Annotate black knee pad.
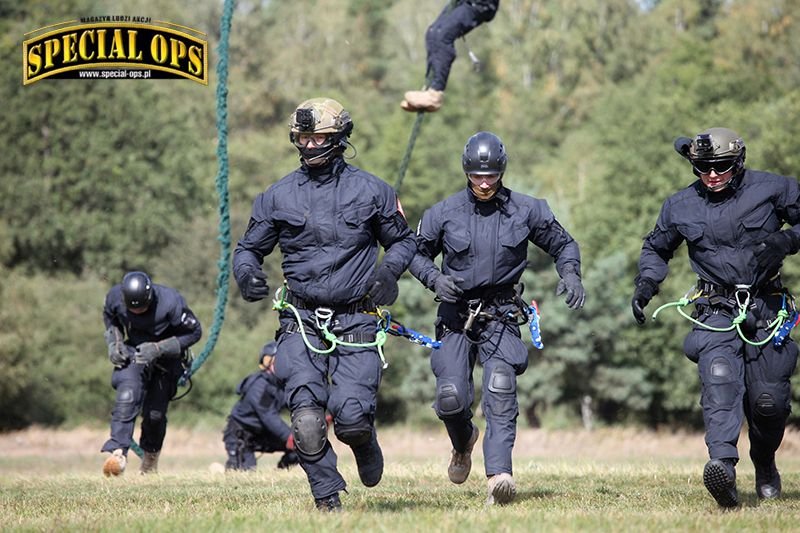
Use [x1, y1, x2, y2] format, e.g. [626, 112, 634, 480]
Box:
[704, 357, 738, 407]
[116, 387, 137, 419]
[334, 419, 372, 447]
[291, 407, 328, 462]
[487, 367, 515, 394]
[436, 380, 464, 417]
[146, 409, 164, 423]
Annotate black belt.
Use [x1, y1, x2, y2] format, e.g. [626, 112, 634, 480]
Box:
[284, 292, 375, 314]
[697, 277, 783, 299]
[282, 321, 377, 343]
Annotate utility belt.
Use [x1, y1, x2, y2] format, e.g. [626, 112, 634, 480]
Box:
[284, 291, 376, 315]
[442, 284, 527, 334]
[281, 320, 377, 344]
[694, 277, 791, 328]
[696, 276, 786, 312]
[696, 276, 784, 300]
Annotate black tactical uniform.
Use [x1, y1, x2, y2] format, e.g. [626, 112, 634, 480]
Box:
[101, 281, 201, 456]
[634, 127, 800, 506]
[410, 132, 584, 504]
[426, 0, 500, 91]
[233, 98, 416, 509]
[223, 352, 297, 471]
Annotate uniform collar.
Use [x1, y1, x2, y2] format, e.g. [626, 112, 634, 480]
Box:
[299, 155, 346, 184]
[467, 183, 510, 207]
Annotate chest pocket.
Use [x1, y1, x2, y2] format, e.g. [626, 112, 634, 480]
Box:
[443, 229, 471, 271]
[740, 203, 778, 243]
[341, 204, 378, 246]
[677, 222, 704, 245]
[273, 210, 307, 251]
[499, 222, 529, 248]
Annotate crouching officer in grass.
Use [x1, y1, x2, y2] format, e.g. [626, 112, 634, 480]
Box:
[223, 341, 300, 471]
[101, 271, 202, 476]
[632, 127, 800, 508]
[410, 131, 585, 505]
[233, 97, 416, 511]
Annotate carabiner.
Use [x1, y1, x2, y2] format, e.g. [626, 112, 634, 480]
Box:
[314, 307, 334, 330]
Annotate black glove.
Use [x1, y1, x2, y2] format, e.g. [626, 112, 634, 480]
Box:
[556, 268, 586, 309]
[134, 337, 182, 365]
[134, 342, 160, 365]
[631, 278, 658, 325]
[104, 326, 129, 367]
[239, 269, 270, 302]
[366, 265, 399, 306]
[434, 274, 464, 303]
[754, 231, 800, 277]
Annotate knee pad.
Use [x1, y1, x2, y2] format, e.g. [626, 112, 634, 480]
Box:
[291, 407, 328, 462]
[487, 367, 515, 394]
[146, 409, 164, 422]
[334, 418, 372, 447]
[116, 387, 137, 419]
[436, 380, 464, 417]
[704, 357, 738, 407]
[750, 382, 790, 425]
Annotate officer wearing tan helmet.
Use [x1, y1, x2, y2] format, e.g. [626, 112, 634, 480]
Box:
[232, 97, 416, 511]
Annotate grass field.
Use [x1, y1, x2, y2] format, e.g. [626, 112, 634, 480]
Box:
[3, 426, 800, 532]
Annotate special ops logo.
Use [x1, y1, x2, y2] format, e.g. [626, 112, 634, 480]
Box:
[23, 17, 208, 85]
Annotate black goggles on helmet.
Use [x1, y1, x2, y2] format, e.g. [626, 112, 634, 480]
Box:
[692, 158, 736, 175]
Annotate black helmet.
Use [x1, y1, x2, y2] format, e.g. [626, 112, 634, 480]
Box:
[462, 131, 507, 176]
[121, 271, 153, 310]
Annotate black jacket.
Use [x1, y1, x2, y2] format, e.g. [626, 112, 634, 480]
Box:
[233, 156, 416, 305]
[411, 186, 581, 292]
[638, 169, 800, 288]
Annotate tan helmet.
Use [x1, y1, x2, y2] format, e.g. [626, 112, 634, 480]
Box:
[688, 127, 745, 161]
[288, 97, 352, 135]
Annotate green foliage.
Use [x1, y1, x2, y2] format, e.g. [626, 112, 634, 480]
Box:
[5, 0, 800, 431]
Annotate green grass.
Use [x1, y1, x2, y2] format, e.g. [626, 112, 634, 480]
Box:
[2, 429, 800, 532]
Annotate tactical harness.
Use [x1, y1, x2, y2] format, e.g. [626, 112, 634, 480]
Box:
[652, 278, 798, 347]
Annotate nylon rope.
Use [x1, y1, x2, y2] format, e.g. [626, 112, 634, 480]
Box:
[130, 0, 235, 460]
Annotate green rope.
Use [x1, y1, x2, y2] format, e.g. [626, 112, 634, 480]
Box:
[272, 287, 390, 368]
[179, 0, 234, 384]
[128, 0, 235, 459]
[652, 291, 789, 346]
[394, 111, 425, 194]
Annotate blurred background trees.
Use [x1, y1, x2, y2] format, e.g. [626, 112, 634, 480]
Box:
[3, 0, 800, 431]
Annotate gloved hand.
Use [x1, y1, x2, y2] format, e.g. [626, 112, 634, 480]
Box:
[134, 337, 182, 365]
[134, 342, 161, 365]
[754, 231, 800, 276]
[556, 267, 586, 309]
[434, 274, 464, 303]
[239, 269, 269, 302]
[631, 278, 658, 325]
[366, 265, 399, 306]
[285, 433, 295, 451]
[104, 326, 128, 367]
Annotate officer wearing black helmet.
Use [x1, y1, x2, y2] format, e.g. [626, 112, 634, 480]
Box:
[233, 97, 416, 511]
[222, 341, 300, 471]
[633, 127, 800, 508]
[100, 271, 202, 476]
[410, 131, 585, 505]
[401, 0, 500, 112]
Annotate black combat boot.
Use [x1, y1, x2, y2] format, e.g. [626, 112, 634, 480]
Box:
[703, 459, 739, 508]
[314, 492, 342, 512]
[352, 431, 384, 487]
[754, 459, 781, 500]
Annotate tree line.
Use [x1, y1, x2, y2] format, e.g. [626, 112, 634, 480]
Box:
[2, 0, 800, 431]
